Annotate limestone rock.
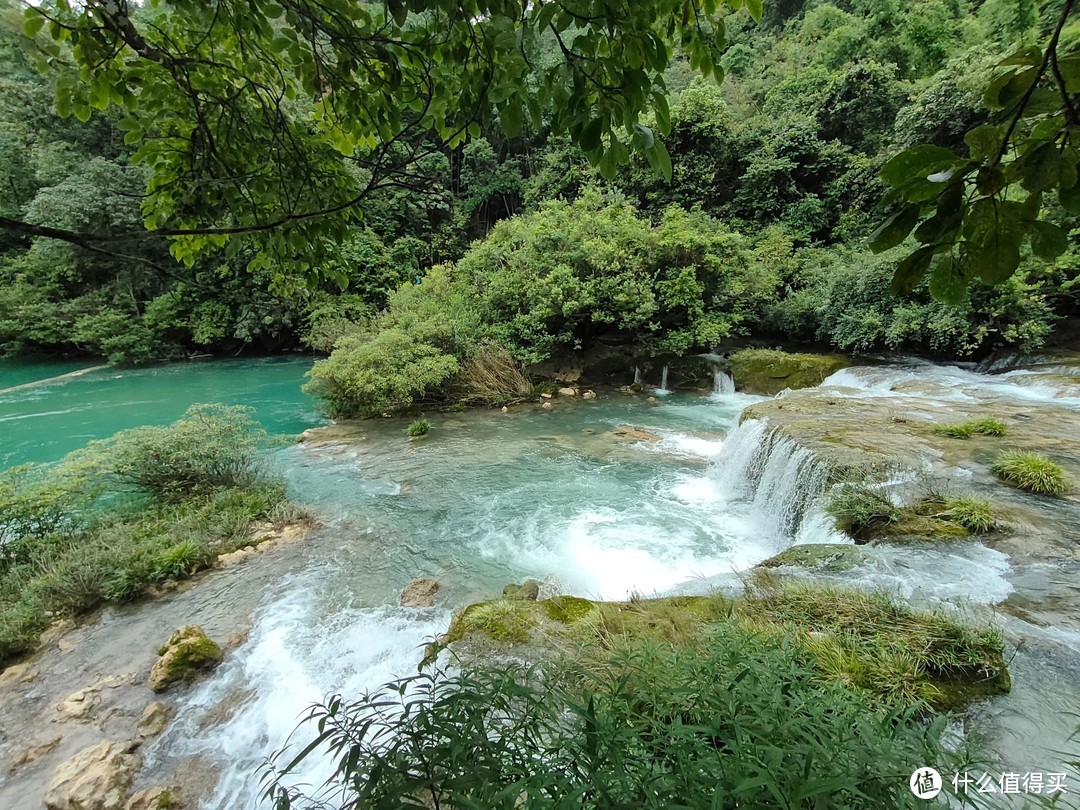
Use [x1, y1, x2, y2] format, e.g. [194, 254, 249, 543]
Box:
[137, 702, 171, 739]
[147, 627, 222, 693]
[9, 736, 62, 770]
[44, 740, 140, 810]
[55, 686, 100, 721]
[0, 660, 38, 687]
[216, 546, 257, 567]
[582, 391, 597, 400]
[401, 578, 440, 608]
[727, 348, 850, 396]
[541, 402, 553, 410]
[502, 580, 541, 601]
[501, 406, 509, 413]
[124, 787, 175, 810]
[540, 392, 553, 400]
[557, 387, 577, 397]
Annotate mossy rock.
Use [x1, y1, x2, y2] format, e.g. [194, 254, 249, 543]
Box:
[502, 580, 541, 601]
[757, 544, 865, 572]
[541, 595, 597, 624]
[147, 625, 222, 692]
[876, 513, 970, 542]
[728, 349, 851, 396]
[436, 582, 1008, 714]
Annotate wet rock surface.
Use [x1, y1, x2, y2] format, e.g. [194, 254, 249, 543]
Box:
[44, 739, 140, 810]
[400, 578, 441, 608]
[147, 627, 222, 693]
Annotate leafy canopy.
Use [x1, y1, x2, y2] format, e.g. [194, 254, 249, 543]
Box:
[872, 4, 1080, 299]
[21, 0, 760, 286]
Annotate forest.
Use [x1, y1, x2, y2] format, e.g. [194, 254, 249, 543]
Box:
[0, 0, 1076, 393]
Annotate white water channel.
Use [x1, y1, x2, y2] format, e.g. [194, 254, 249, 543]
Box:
[130, 362, 1080, 807]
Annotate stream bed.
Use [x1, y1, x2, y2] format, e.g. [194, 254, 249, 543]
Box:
[1, 357, 1079, 808]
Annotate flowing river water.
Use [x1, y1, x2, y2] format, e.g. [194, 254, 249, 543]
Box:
[1, 356, 1079, 808]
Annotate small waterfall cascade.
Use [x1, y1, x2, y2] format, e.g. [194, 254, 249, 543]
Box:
[633, 366, 643, 386]
[712, 368, 735, 396]
[711, 418, 834, 542]
[658, 365, 669, 392]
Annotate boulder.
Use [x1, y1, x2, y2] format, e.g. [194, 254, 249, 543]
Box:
[44, 740, 140, 810]
[540, 392, 553, 400]
[502, 580, 541, 601]
[541, 402, 553, 410]
[401, 578, 440, 608]
[147, 627, 222, 693]
[557, 387, 577, 397]
[582, 391, 597, 400]
[727, 348, 850, 396]
[137, 702, 171, 739]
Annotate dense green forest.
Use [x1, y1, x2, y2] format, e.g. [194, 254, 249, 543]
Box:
[0, 0, 1077, 393]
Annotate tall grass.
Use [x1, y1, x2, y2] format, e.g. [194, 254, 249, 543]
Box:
[991, 450, 1069, 495]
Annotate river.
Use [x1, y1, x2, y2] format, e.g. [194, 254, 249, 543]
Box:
[1, 356, 1078, 808]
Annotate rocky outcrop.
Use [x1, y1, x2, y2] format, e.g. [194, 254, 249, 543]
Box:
[147, 627, 222, 693]
[44, 740, 140, 810]
[728, 348, 850, 396]
[401, 578, 440, 608]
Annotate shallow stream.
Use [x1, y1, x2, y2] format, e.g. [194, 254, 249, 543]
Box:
[2, 357, 1079, 808]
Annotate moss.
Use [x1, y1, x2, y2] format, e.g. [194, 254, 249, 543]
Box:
[159, 635, 221, 679]
[437, 581, 1008, 714]
[878, 513, 970, 540]
[727, 349, 850, 396]
[445, 600, 535, 644]
[541, 595, 597, 624]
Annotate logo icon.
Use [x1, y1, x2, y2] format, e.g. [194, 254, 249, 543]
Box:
[910, 767, 943, 799]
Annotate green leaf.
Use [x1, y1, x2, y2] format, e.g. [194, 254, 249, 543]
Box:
[580, 118, 604, 152]
[1061, 185, 1080, 215]
[746, 0, 763, 23]
[880, 145, 960, 187]
[891, 247, 935, 295]
[535, 2, 559, 31]
[968, 242, 1021, 284]
[653, 91, 671, 135]
[655, 140, 672, 182]
[929, 256, 967, 305]
[1019, 142, 1059, 193]
[1030, 221, 1068, 260]
[868, 206, 919, 253]
[23, 13, 45, 38]
[964, 125, 1003, 162]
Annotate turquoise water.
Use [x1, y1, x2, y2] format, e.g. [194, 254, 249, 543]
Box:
[0, 357, 100, 390]
[0, 357, 322, 468]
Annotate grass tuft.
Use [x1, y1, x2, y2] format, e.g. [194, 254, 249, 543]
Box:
[932, 416, 1007, 439]
[942, 496, 995, 533]
[406, 419, 431, 437]
[825, 482, 900, 539]
[991, 450, 1069, 495]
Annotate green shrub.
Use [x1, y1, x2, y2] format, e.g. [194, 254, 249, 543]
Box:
[69, 403, 270, 502]
[825, 482, 900, 539]
[932, 417, 1007, 439]
[263, 628, 988, 809]
[406, 419, 431, 437]
[305, 329, 460, 418]
[991, 451, 1069, 495]
[942, 496, 995, 533]
[152, 541, 202, 580]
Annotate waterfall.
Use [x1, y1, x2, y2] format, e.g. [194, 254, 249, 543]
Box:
[633, 366, 642, 386]
[711, 418, 835, 543]
[712, 368, 735, 396]
[659, 365, 669, 392]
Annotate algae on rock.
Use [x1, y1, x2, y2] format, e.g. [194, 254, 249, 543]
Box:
[727, 349, 850, 396]
[147, 626, 222, 693]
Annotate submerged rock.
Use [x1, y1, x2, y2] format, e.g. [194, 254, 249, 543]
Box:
[558, 387, 578, 397]
[728, 348, 851, 396]
[609, 425, 662, 443]
[147, 626, 222, 693]
[401, 578, 440, 608]
[582, 390, 597, 400]
[44, 740, 140, 810]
